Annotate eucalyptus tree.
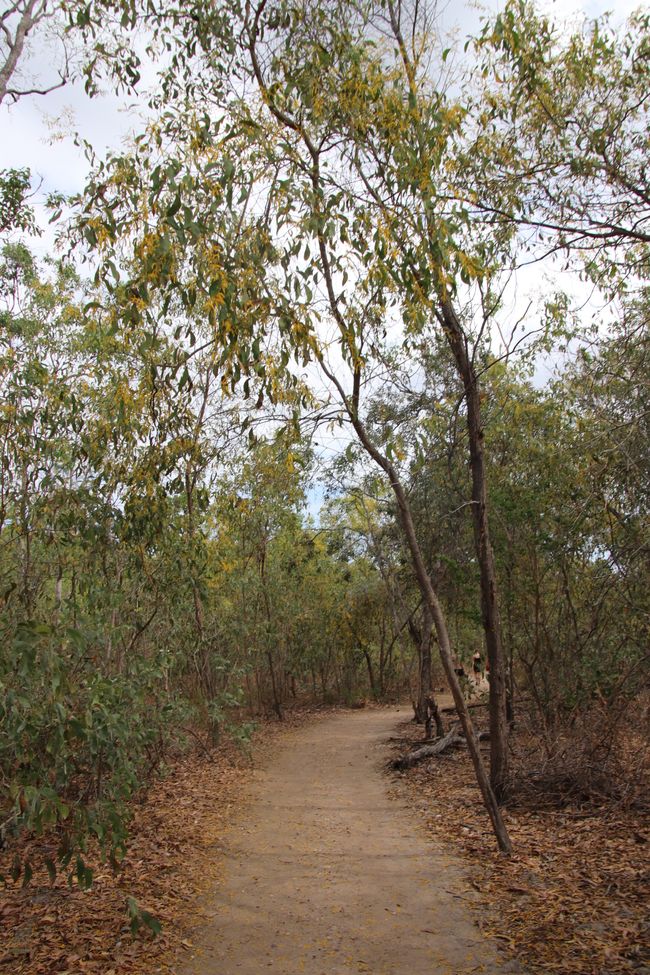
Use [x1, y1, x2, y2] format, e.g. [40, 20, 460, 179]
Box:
[0, 244, 178, 885]
[71, 0, 513, 848]
[478, 351, 650, 743]
[0, 239, 255, 883]
[466, 1, 650, 725]
[235, 0, 512, 832]
[20, 0, 644, 865]
[0, 0, 244, 106]
[468, 1, 650, 286]
[69, 0, 647, 852]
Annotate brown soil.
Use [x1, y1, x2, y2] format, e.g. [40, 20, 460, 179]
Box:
[179, 705, 518, 975]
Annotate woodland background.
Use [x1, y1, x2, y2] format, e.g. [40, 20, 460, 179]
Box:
[0, 0, 648, 948]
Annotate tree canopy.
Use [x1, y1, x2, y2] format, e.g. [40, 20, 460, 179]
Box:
[1, 0, 648, 886]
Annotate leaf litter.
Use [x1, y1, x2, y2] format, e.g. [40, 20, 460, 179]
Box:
[0, 708, 323, 975]
[388, 715, 650, 975]
[3, 703, 646, 975]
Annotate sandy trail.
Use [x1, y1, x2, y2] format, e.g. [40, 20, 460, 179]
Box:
[180, 706, 514, 975]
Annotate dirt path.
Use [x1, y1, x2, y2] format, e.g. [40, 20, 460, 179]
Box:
[180, 706, 515, 975]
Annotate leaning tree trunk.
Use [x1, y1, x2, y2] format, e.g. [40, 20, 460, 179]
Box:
[368, 0, 510, 811]
[392, 467, 511, 851]
[440, 298, 510, 803]
[251, 14, 513, 842]
[302, 237, 513, 849]
[344, 399, 512, 853]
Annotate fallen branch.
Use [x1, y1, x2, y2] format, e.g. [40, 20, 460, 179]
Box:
[391, 729, 464, 769]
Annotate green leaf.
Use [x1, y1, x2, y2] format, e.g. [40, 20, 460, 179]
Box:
[76, 857, 93, 890]
[167, 194, 181, 218]
[140, 910, 162, 936]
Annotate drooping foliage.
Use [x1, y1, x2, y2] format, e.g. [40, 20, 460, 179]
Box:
[0, 243, 388, 884]
[1, 0, 648, 874]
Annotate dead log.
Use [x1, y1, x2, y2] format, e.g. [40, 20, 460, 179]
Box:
[391, 729, 464, 770]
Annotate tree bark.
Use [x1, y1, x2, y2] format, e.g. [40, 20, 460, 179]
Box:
[382, 0, 510, 803]
[304, 226, 512, 850]
[392, 728, 464, 769]
[246, 9, 511, 854]
[260, 545, 283, 721]
[426, 694, 445, 739]
[439, 298, 510, 802]
[1, 0, 36, 105]
[362, 646, 377, 699]
[266, 649, 283, 720]
[340, 390, 511, 852]
[409, 605, 434, 727]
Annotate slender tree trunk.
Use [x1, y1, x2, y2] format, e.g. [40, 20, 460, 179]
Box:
[246, 17, 510, 848]
[305, 267, 512, 849]
[266, 649, 283, 720]
[257, 538, 283, 720]
[19, 463, 32, 617]
[409, 606, 433, 726]
[378, 618, 387, 697]
[411, 607, 444, 739]
[342, 394, 512, 853]
[428, 697, 445, 739]
[381, 0, 509, 802]
[71, 567, 77, 627]
[54, 562, 63, 623]
[419, 608, 433, 723]
[245, 671, 256, 715]
[254, 664, 264, 713]
[186, 470, 211, 698]
[505, 555, 516, 725]
[362, 646, 377, 699]
[320, 666, 328, 704]
[391, 461, 511, 851]
[439, 298, 510, 802]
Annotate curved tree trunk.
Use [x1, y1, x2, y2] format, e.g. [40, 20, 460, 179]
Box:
[388, 467, 512, 852]
[245, 11, 511, 851]
[380, 0, 510, 803]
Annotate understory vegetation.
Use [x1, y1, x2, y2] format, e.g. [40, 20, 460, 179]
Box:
[1, 0, 648, 934]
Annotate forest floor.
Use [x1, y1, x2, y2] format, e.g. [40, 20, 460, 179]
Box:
[389, 700, 650, 975]
[0, 709, 313, 975]
[1, 703, 647, 974]
[1, 705, 519, 975]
